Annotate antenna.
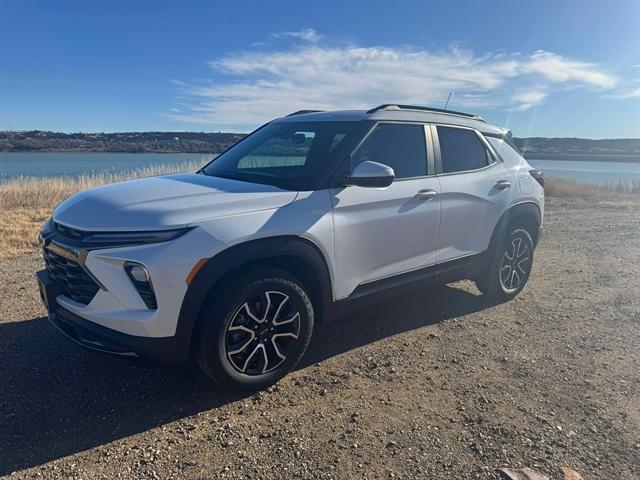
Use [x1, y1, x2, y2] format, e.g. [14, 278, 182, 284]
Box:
[443, 91, 453, 110]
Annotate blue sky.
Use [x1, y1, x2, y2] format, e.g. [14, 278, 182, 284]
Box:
[1, 0, 639, 138]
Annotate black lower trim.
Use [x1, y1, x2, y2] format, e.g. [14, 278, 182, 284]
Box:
[48, 306, 187, 367]
[334, 252, 486, 318]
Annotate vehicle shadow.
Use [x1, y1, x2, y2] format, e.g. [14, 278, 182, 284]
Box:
[0, 283, 495, 474]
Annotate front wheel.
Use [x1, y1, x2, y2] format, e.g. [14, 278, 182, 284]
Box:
[196, 268, 314, 391]
[476, 227, 534, 302]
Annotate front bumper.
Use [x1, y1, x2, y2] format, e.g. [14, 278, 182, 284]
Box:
[37, 269, 189, 366]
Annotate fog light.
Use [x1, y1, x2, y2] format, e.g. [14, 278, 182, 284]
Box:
[129, 264, 149, 282]
[124, 262, 157, 309]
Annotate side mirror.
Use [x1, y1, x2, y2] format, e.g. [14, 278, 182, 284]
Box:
[342, 161, 395, 188]
[292, 133, 306, 144]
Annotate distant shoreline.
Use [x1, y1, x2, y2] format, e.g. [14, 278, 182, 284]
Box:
[2, 150, 640, 163]
[1, 131, 639, 160]
[523, 153, 640, 163]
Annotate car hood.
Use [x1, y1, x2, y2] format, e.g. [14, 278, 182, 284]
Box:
[53, 173, 298, 231]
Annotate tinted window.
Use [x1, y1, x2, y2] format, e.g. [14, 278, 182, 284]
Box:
[437, 126, 491, 173]
[202, 121, 358, 189]
[237, 130, 315, 169]
[352, 123, 427, 179]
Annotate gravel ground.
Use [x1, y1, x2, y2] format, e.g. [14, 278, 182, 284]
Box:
[1, 198, 639, 479]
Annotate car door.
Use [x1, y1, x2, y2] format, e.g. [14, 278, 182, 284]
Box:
[431, 124, 515, 265]
[330, 122, 442, 300]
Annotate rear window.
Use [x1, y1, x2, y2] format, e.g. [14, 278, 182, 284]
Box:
[437, 126, 492, 173]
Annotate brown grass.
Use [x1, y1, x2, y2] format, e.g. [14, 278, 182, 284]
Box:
[544, 177, 640, 210]
[545, 177, 640, 198]
[0, 167, 638, 259]
[0, 161, 203, 258]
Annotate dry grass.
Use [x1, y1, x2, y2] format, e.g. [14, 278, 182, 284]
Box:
[0, 161, 203, 258]
[1, 166, 638, 259]
[545, 177, 640, 198]
[544, 177, 640, 210]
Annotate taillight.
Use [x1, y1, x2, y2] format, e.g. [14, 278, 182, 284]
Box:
[529, 169, 544, 187]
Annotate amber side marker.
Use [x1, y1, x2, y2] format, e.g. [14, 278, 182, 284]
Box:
[186, 258, 208, 285]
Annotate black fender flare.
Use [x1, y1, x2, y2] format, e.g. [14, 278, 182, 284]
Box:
[171, 235, 334, 362]
[487, 202, 542, 258]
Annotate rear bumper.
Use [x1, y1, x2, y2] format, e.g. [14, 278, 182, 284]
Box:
[48, 306, 189, 366]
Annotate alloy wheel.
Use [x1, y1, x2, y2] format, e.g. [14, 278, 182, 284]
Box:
[224, 290, 301, 376]
[499, 235, 531, 292]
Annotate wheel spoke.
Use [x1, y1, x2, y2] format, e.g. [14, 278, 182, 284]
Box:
[500, 264, 512, 283]
[273, 311, 300, 327]
[228, 324, 254, 334]
[512, 238, 522, 258]
[227, 333, 255, 356]
[259, 344, 270, 374]
[241, 344, 264, 373]
[516, 241, 527, 258]
[239, 302, 263, 325]
[271, 337, 287, 362]
[510, 270, 521, 289]
[504, 240, 516, 261]
[517, 256, 530, 275]
[268, 291, 290, 324]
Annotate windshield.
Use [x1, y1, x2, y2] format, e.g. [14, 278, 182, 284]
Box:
[201, 121, 358, 190]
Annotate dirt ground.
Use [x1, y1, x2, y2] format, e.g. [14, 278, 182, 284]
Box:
[1, 198, 639, 479]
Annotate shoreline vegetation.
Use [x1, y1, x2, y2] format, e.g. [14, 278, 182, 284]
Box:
[1, 131, 640, 161]
[0, 160, 638, 259]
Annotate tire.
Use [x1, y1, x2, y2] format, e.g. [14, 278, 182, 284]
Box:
[196, 267, 314, 391]
[476, 227, 534, 302]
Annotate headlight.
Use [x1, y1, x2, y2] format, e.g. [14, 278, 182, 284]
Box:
[78, 227, 193, 246]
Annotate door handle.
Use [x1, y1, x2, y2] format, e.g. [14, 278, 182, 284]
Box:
[414, 189, 438, 200]
[494, 180, 511, 190]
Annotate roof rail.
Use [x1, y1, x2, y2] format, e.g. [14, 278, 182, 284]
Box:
[366, 104, 485, 122]
[286, 110, 325, 117]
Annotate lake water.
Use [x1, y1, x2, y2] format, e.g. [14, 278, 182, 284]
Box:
[0, 152, 214, 181]
[527, 159, 640, 188]
[0, 152, 639, 187]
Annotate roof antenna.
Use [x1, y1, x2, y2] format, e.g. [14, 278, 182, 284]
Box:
[443, 91, 453, 110]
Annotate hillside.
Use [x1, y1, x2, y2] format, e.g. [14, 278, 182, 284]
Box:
[513, 137, 640, 160]
[0, 131, 245, 154]
[1, 131, 639, 159]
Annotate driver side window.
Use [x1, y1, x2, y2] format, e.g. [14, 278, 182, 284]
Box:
[352, 123, 428, 179]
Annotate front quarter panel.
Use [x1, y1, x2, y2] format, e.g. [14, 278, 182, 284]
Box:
[60, 190, 336, 339]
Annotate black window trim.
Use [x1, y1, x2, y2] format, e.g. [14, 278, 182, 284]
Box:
[343, 120, 436, 183]
[429, 123, 502, 176]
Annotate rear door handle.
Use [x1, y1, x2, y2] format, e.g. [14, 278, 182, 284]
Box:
[414, 189, 438, 200]
[494, 180, 511, 190]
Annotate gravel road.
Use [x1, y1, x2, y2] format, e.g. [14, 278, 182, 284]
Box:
[1, 198, 639, 479]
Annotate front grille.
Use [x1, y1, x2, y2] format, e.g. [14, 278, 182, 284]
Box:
[43, 249, 100, 305]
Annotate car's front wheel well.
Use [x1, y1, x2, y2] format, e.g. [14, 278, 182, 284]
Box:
[189, 255, 328, 354]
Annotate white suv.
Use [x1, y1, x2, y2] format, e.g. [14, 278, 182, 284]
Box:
[37, 104, 544, 390]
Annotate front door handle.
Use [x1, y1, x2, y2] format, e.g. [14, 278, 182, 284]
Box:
[414, 189, 438, 200]
[494, 179, 512, 190]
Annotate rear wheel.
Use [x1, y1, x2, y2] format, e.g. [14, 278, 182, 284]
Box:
[476, 227, 534, 302]
[196, 268, 314, 391]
